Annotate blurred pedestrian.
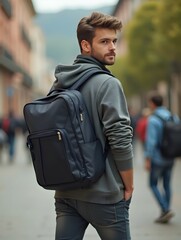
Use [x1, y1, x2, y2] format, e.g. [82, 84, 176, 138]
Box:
[135, 107, 151, 150]
[129, 106, 140, 149]
[144, 93, 175, 224]
[0, 128, 7, 163]
[17, 117, 31, 164]
[1, 111, 18, 163]
[52, 12, 134, 240]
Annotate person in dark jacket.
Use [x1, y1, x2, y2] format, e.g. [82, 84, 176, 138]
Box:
[52, 12, 134, 240]
[136, 107, 151, 147]
[0, 127, 7, 162]
[1, 111, 17, 163]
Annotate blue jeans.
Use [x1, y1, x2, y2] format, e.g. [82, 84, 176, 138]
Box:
[55, 198, 131, 240]
[149, 163, 173, 212]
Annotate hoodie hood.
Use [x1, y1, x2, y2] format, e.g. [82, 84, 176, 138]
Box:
[51, 55, 111, 90]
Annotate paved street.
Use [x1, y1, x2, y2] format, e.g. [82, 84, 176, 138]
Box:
[0, 135, 181, 240]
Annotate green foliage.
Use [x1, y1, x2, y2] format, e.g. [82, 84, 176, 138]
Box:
[116, 0, 181, 96]
[109, 56, 143, 96]
[155, 0, 181, 73]
[125, 1, 165, 91]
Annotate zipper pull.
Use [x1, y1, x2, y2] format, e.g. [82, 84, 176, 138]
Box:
[80, 113, 83, 122]
[57, 131, 61, 140]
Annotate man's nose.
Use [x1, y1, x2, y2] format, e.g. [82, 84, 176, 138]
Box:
[109, 41, 116, 50]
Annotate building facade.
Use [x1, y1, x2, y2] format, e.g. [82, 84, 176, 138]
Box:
[0, 0, 36, 117]
[0, 0, 51, 120]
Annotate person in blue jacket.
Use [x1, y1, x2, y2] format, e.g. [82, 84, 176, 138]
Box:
[144, 93, 175, 223]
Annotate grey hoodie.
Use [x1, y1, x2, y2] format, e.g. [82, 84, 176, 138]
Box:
[53, 55, 133, 204]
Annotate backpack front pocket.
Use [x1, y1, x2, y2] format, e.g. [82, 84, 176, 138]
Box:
[27, 129, 80, 188]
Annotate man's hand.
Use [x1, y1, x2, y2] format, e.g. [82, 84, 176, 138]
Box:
[119, 169, 134, 201]
[124, 188, 134, 201]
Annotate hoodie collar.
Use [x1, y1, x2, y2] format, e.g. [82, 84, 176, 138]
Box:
[74, 55, 111, 72]
[52, 55, 111, 90]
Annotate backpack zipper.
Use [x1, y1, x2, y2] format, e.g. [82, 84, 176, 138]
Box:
[57, 131, 62, 140]
[80, 112, 83, 122]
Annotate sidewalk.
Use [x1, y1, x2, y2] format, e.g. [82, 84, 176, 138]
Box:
[131, 141, 181, 240]
[0, 135, 181, 239]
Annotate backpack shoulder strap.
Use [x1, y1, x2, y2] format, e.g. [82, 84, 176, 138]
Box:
[48, 69, 113, 96]
[153, 113, 173, 123]
[153, 113, 165, 122]
[70, 69, 114, 90]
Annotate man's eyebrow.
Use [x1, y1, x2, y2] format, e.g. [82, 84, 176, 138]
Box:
[99, 37, 117, 41]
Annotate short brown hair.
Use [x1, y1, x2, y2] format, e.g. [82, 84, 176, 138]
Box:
[149, 93, 163, 107]
[77, 12, 122, 51]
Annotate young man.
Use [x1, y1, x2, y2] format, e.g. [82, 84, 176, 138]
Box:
[145, 93, 175, 223]
[52, 12, 134, 240]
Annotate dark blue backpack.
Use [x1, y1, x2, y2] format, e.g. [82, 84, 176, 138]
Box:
[154, 114, 181, 159]
[23, 69, 112, 190]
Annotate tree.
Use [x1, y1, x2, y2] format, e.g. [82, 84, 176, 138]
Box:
[156, 0, 181, 74]
[111, 0, 181, 104]
[109, 56, 143, 96]
[112, 1, 163, 95]
[154, 0, 181, 110]
[125, 1, 169, 91]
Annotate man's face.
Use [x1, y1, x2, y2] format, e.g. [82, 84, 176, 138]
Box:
[89, 28, 118, 65]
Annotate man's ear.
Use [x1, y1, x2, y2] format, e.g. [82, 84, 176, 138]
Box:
[81, 40, 91, 53]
